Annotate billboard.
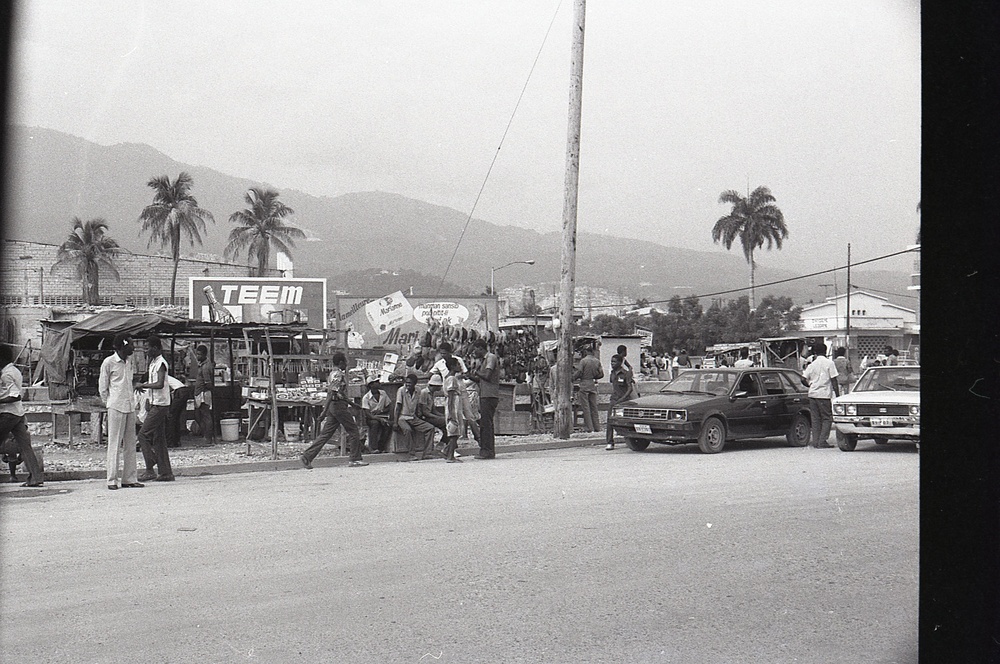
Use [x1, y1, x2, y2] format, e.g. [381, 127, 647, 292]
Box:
[189, 277, 328, 327]
[337, 294, 498, 349]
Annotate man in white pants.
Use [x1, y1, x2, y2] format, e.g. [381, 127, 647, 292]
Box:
[99, 334, 144, 490]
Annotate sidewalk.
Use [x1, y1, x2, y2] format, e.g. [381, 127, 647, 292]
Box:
[1, 432, 606, 484]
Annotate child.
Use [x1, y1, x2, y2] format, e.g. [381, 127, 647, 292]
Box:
[443, 357, 465, 463]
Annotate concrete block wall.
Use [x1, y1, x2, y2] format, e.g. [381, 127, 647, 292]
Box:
[2, 239, 279, 307]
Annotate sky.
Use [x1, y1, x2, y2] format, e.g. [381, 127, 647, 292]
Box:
[8, 0, 921, 274]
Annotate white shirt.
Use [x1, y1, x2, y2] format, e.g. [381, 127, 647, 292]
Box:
[0, 363, 25, 417]
[147, 355, 171, 406]
[100, 353, 136, 413]
[430, 355, 468, 379]
[734, 359, 754, 368]
[802, 355, 839, 399]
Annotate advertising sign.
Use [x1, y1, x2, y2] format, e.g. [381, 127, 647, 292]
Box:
[635, 326, 654, 348]
[189, 277, 328, 327]
[337, 295, 497, 349]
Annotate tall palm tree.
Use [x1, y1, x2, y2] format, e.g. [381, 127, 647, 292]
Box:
[53, 217, 123, 304]
[711, 185, 788, 309]
[224, 187, 304, 276]
[138, 172, 215, 304]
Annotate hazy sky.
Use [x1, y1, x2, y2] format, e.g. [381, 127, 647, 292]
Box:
[9, 0, 920, 273]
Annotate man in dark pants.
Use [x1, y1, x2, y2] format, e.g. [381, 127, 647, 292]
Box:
[300, 352, 367, 468]
[471, 339, 500, 459]
[0, 345, 44, 487]
[137, 335, 175, 481]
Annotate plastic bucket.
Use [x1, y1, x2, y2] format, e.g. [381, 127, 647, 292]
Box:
[220, 419, 240, 442]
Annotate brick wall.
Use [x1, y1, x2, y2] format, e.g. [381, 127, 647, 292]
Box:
[2, 239, 280, 307]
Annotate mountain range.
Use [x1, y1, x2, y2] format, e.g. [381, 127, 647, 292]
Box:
[2, 125, 915, 309]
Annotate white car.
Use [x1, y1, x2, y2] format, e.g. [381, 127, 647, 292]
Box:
[832, 366, 920, 451]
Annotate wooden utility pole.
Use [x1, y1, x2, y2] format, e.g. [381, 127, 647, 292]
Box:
[845, 243, 852, 359]
[554, 0, 586, 439]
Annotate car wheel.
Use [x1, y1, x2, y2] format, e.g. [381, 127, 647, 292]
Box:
[836, 431, 858, 451]
[873, 436, 889, 445]
[786, 413, 811, 447]
[626, 438, 650, 452]
[697, 417, 726, 454]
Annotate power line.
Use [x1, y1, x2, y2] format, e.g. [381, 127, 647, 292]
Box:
[435, 0, 565, 296]
[849, 283, 920, 300]
[566, 246, 920, 312]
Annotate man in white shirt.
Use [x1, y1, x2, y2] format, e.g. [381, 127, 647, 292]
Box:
[801, 343, 840, 448]
[99, 334, 143, 489]
[734, 348, 754, 368]
[0, 344, 44, 487]
[137, 335, 174, 481]
[429, 341, 468, 380]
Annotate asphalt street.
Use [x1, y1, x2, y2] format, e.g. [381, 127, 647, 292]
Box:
[0, 440, 918, 663]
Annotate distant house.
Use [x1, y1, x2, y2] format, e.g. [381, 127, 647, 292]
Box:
[799, 291, 919, 364]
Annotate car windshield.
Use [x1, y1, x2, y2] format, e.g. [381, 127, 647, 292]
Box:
[853, 367, 921, 392]
[660, 371, 735, 396]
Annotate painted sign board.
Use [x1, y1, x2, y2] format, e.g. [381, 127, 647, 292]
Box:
[189, 277, 328, 327]
[337, 295, 498, 349]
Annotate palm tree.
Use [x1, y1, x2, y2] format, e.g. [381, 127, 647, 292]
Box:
[224, 187, 304, 276]
[53, 218, 123, 304]
[711, 185, 788, 309]
[138, 172, 215, 304]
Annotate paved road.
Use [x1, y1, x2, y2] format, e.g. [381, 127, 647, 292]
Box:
[1, 440, 918, 663]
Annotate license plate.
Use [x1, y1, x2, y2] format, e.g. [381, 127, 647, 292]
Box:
[634, 424, 652, 434]
[870, 417, 894, 427]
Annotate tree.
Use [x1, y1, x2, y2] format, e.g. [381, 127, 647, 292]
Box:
[224, 187, 304, 276]
[138, 172, 215, 304]
[712, 185, 788, 310]
[53, 218, 123, 304]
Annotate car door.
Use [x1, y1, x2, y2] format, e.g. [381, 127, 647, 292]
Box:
[779, 371, 809, 415]
[757, 371, 791, 434]
[726, 372, 767, 437]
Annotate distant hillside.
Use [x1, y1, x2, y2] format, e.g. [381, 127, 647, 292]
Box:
[3, 125, 914, 305]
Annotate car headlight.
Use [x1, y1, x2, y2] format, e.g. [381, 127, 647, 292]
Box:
[909, 405, 920, 416]
[846, 404, 857, 416]
[612, 406, 625, 418]
[833, 404, 845, 415]
[668, 410, 687, 422]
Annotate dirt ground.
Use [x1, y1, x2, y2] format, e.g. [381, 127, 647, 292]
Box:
[6, 422, 598, 476]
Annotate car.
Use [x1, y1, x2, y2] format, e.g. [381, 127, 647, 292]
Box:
[832, 365, 920, 451]
[608, 368, 812, 454]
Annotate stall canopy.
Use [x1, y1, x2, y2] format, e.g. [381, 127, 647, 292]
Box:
[39, 311, 190, 388]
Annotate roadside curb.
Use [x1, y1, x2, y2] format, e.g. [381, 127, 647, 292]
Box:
[10, 435, 606, 484]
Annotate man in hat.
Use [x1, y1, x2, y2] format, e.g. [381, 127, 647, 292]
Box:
[393, 373, 436, 461]
[361, 379, 392, 454]
[98, 334, 143, 490]
[0, 344, 44, 487]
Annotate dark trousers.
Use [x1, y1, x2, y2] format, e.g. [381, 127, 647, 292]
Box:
[580, 390, 600, 432]
[303, 401, 362, 462]
[479, 396, 498, 457]
[606, 397, 624, 445]
[397, 417, 436, 458]
[0, 413, 43, 484]
[139, 404, 173, 478]
[166, 387, 193, 447]
[808, 398, 834, 447]
[366, 418, 391, 452]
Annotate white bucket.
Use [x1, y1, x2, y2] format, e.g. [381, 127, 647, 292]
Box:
[220, 419, 240, 442]
[283, 421, 301, 442]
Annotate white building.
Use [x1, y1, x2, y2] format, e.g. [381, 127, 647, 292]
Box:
[799, 290, 919, 363]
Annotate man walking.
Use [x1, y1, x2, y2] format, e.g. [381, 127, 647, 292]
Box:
[137, 335, 175, 481]
[0, 345, 44, 487]
[801, 343, 840, 448]
[300, 352, 367, 468]
[471, 339, 500, 459]
[98, 334, 143, 490]
[605, 354, 635, 451]
[573, 345, 604, 433]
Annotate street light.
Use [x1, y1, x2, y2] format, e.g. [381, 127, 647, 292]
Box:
[490, 259, 535, 296]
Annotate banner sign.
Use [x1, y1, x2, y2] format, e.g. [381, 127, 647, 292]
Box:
[337, 295, 497, 349]
[635, 326, 654, 348]
[364, 291, 414, 335]
[189, 277, 328, 327]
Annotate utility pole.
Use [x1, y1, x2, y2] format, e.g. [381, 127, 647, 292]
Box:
[845, 243, 852, 360]
[555, 0, 586, 440]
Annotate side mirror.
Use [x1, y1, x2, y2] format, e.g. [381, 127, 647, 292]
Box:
[731, 390, 748, 400]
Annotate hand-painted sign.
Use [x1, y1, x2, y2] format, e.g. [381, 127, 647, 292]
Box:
[364, 291, 414, 335]
[336, 295, 497, 350]
[189, 277, 328, 327]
